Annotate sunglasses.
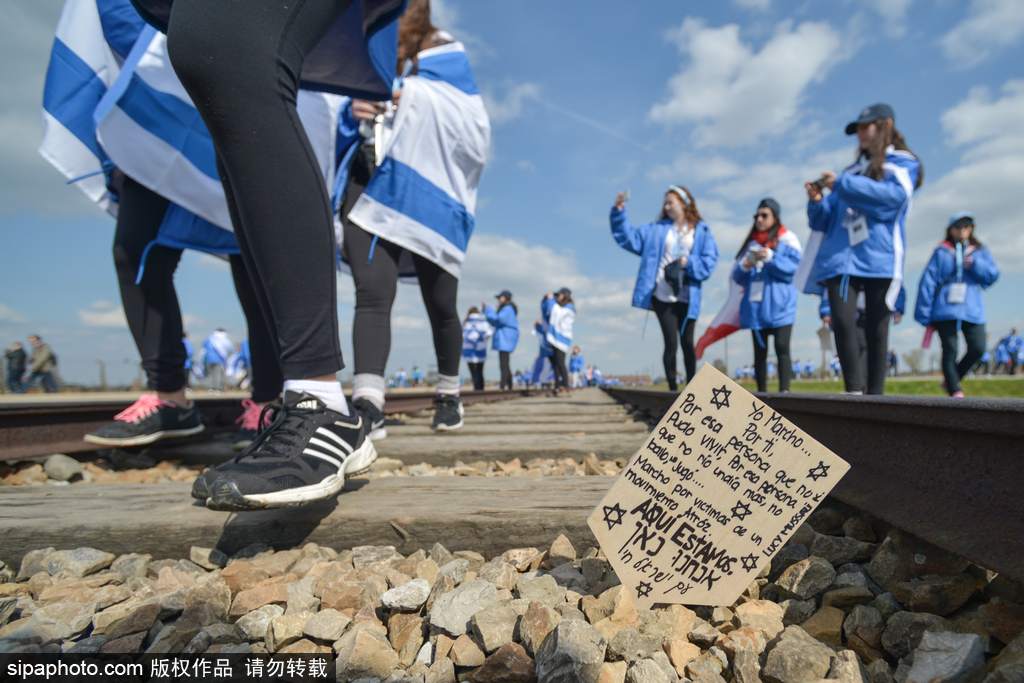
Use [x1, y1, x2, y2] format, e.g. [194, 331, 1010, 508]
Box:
[754, 212, 773, 219]
[952, 220, 974, 228]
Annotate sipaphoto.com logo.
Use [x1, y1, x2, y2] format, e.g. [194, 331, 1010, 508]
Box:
[8, 659, 143, 680]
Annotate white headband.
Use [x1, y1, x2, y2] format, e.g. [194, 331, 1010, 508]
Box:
[668, 185, 691, 206]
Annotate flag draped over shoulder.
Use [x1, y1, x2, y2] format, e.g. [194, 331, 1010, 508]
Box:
[94, 27, 344, 242]
[40, 0, 144, 214]
[347, 42, 491, 280]
[40, 0, 345, 261]
[695, 276, 744, 360]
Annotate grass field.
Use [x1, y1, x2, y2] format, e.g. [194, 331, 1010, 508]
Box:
[646, 376, 1024, 398]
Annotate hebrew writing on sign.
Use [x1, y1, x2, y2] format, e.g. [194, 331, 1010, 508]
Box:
[587, 364, 850, 609]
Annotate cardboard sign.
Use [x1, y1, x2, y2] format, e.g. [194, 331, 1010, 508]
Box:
[587, 364, 849, 608]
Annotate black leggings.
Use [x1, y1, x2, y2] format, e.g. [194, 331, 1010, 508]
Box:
[826, 276, 892, 394]
[467, 362, 484, 391]
[114, 177, 283, 400]
[551, 348, 569, 390]
[342, 222, 461, 378]
[652, 298, 696, 391]
[113, 176, 186, 393]
[167, 0, 353, 379]
[934, 320, 986, 395]
[752, 325, 792, 393]
[499, 351, 512, 390]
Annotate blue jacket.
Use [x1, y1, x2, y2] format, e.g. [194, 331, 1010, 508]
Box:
[807, 149, 920, 310]
[730, 230, 802, 331]
[183, 338, 194, 370]
[569, 353, 584, 373]
[610, 208, 719, 319]
[483, 303, 519, 353]
[462, 313, 492, 362]
[914, 242, 999, 326]
[1000, 333, 1023, 355]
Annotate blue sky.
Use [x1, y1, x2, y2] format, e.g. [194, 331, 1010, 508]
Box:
[2, 0, 1023, 385]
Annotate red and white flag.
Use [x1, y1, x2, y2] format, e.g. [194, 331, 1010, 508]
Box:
[696, 277, 744, 359]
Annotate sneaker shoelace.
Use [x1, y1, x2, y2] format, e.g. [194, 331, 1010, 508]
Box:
[241, 401, 320, 460]
[235, 399, 271, 431]
[114, 394, 174, 424]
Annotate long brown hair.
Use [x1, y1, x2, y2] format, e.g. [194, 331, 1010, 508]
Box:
[658, 185, 703, 226]
[945, 224, 982, 248]
[735, 207, 782, 259]
[397, 0, 443, 75]
[859, 118, 924, 189]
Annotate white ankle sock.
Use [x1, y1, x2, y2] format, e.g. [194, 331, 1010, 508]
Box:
[436, 374, 460, 396]
[352, 373, 386, 410]
[283, 379, 350, 416]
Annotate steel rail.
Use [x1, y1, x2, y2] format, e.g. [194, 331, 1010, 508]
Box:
[602, 387, 1024, 582]
[0, 390, 526, 462]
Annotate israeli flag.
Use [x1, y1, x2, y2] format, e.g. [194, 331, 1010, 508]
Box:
[95, 28, 344, 237]
[39, 0, 146, 213]
[346, 42, 491, 279]
[41, 0, 344, 260]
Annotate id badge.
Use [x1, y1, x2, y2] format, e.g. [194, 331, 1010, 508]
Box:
[947, 282, 968, 304]
[749, 280, 765, 303]
[845, 212, 869, 246]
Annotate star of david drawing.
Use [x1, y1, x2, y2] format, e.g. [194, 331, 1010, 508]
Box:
[636, 581, 653, 599]
[602, 503, 627, 530]
[730, 500, 752, 522]
[807, 461, 830, 482]
[740, 554, 759, 572]
[709, 385, 732, 410]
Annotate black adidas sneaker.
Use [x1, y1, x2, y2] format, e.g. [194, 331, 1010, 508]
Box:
[431, 394, 464, 431]
[352, 398, 387, 441]
[85, 394, 204, 447]
[204, 391, 377, 511]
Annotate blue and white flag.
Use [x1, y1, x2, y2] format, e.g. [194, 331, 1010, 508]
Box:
[40, 0, 145, 213]
[41, 0, 345, 261]
[346, 42, 491, 279]
[95, 27, 344, 235]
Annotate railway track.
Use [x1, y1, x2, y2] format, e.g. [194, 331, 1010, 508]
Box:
[0, 389, 527, 462]
[602, 386, 1024, 583]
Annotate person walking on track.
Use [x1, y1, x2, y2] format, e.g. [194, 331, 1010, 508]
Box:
[914, 211, 999, 397]
[610, 185, 719, 391]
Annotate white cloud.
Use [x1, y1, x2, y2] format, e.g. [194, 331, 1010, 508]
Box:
[78, 300, 127, 328]
[0, 303, 28, 323]
[649, 19, 847, 146]
[482, 82, 540, 124]
[941, 0, 1024, 68]
[906, 80, 1024, 272]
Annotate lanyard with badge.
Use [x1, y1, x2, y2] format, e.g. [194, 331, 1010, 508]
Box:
[842, 162, 870, 246]
[947, 242, 968, 304]
[747, 241, 766, 303]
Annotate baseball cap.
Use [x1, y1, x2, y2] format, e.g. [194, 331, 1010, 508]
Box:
[947, 211, 974, 228]
[845, 103, 895, 135]
[556, 287, 572, 296]
[495, 290, 512, 299]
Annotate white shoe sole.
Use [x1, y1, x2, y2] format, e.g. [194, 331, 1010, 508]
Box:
[84, 424, 205, 447]
[343, 438, 379, 475]
[366, 426, 387, 442]
[432, 418, 464, 431]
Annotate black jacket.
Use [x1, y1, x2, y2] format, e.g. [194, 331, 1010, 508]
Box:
[5, 348, 26, 374]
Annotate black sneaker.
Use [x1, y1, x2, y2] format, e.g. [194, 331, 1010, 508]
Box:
[205, 391, 377, 511]
[84, 394, 204, 447]
[352, 398, 387, 441]
[431, 394, 464, 431]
